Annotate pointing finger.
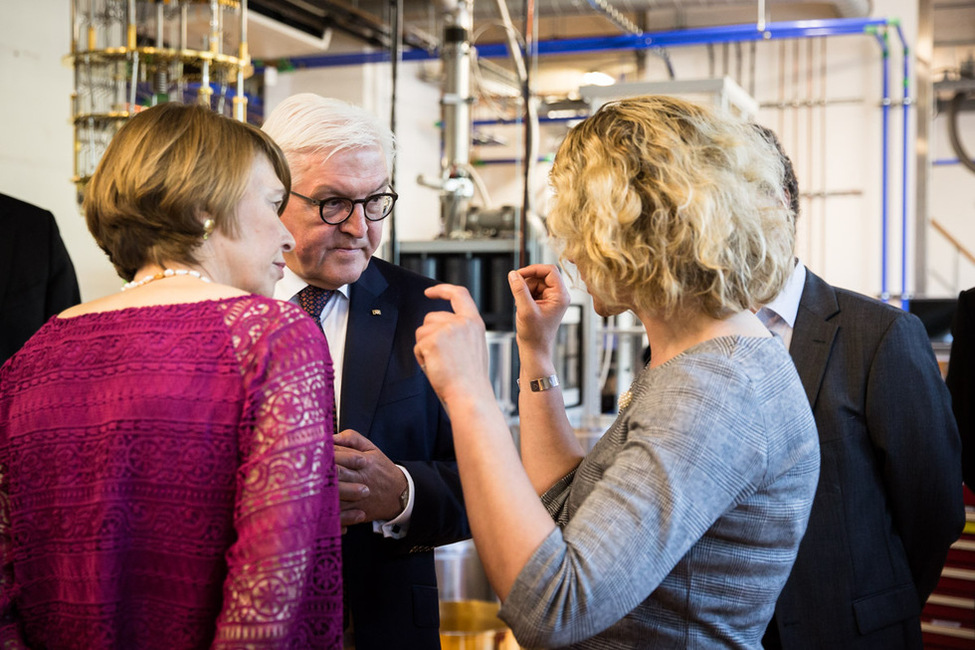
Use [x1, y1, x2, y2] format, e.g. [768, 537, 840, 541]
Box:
[424, 283, 481, 319]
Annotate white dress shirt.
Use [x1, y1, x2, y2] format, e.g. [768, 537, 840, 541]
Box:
[275, 267, 415, 538]
[756, 260, 807, 352]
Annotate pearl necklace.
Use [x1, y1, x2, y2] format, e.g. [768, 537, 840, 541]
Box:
[121, 268, 213, 291]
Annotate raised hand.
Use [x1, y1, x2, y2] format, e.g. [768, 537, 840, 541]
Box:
[414, 283, 495, 410]
[508, 265, 570, 357]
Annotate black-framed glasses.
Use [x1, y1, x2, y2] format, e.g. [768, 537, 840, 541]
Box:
[290, 190, 398, 225]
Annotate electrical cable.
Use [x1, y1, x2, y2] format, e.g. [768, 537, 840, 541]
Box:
[947, 90, 975, 174]
[584, 0, 641, 35]
[457, 161, 494, 207]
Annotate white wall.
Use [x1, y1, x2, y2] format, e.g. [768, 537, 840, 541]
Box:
[751, 35, 890, 296]
[928, 106, 975, 294]
[0, 0, 119, 301]
[3, 0, 974, 302]
[529, 20, 923, 300]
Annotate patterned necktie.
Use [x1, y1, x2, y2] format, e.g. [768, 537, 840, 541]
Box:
[296, 285, 338, 435]
[296, 285, 334, 333]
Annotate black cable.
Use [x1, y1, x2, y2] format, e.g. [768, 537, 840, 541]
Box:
[947, 90, 975, 174]
[388, 0, 403, 263]
[520, 0, 536, 269]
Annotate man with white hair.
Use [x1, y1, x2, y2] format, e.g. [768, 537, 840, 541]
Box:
[263, 94, 470, 650]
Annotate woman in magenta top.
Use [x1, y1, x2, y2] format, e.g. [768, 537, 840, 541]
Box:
[0, 103, 343, 648]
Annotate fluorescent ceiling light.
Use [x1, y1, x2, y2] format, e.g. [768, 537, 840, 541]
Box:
[581, 71, 615, 87]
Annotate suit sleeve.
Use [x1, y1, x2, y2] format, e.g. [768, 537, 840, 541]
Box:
[398, 407, 469, 549]
[393, 296, 469, 550]
[44, 215, 81, 315]
[214, 308, 342, 646]
[947, 290, 975, 489]
[341, 262, 471, 553]
[865, 311, 965, 602]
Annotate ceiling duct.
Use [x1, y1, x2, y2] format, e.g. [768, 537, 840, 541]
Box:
[826, 0, 872, 18]
[249, 0, 436, 52]
[249, 0, 873, 55]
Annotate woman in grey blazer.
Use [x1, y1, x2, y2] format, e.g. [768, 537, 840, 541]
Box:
[414, 95, 820, 649]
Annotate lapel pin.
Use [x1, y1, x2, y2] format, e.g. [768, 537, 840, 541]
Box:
[372, 309, 382, 316]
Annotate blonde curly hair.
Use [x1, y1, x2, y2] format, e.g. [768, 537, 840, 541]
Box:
[547, 95, 794, 320]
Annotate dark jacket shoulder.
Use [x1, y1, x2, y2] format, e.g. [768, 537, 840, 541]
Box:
[824, 281, 928, 347]
[365, 257, 450, 313]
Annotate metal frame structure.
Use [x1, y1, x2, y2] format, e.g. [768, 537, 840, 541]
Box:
[266, 17, 915, 305]
[68, 0, 252, 194]
[258, 16, 920, 433]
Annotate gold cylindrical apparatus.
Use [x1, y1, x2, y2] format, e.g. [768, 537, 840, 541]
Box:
[66, 0, 251, 199]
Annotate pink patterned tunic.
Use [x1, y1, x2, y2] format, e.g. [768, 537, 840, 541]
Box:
[0, 296, 342, 649]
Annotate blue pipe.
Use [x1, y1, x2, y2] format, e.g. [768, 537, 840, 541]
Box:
[257, 18, 893, 71]
[472, 115, 579, 126]
[472, 157, 555, 165]
[896, 22, 911, 310]
[871, 28, 891, 301]
[933, 158, 975, 166]
[257, 48, 433, 70]
[484, 18, 891, 54]
[261, 17, 912, 305]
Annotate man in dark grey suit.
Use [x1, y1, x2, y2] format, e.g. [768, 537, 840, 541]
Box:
[1, 193, 81, 366]
[757, 129, 965, 648]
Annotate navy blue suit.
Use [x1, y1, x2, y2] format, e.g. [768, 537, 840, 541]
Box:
[767, 270, 964, 649]
[340, 257, 470, 649]
[0, 194, 81, 366]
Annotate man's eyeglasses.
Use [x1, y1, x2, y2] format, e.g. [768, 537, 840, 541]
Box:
[290, 190, 398, 225]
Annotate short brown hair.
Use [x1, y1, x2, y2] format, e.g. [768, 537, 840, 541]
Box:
[547, 95, 794, 320]
[85, 103, 291, 280]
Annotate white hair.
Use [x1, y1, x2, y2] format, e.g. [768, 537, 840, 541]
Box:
[261, 93, 396, 183]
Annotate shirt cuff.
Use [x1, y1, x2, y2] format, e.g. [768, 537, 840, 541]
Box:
[372, 465, 414, 539]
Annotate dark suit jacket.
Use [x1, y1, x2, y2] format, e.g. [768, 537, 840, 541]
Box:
[769, 269, 964, 649]
[947, 287, 975, 489]
[340, 257, 470, 650]
[0, 194, 81, 366]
